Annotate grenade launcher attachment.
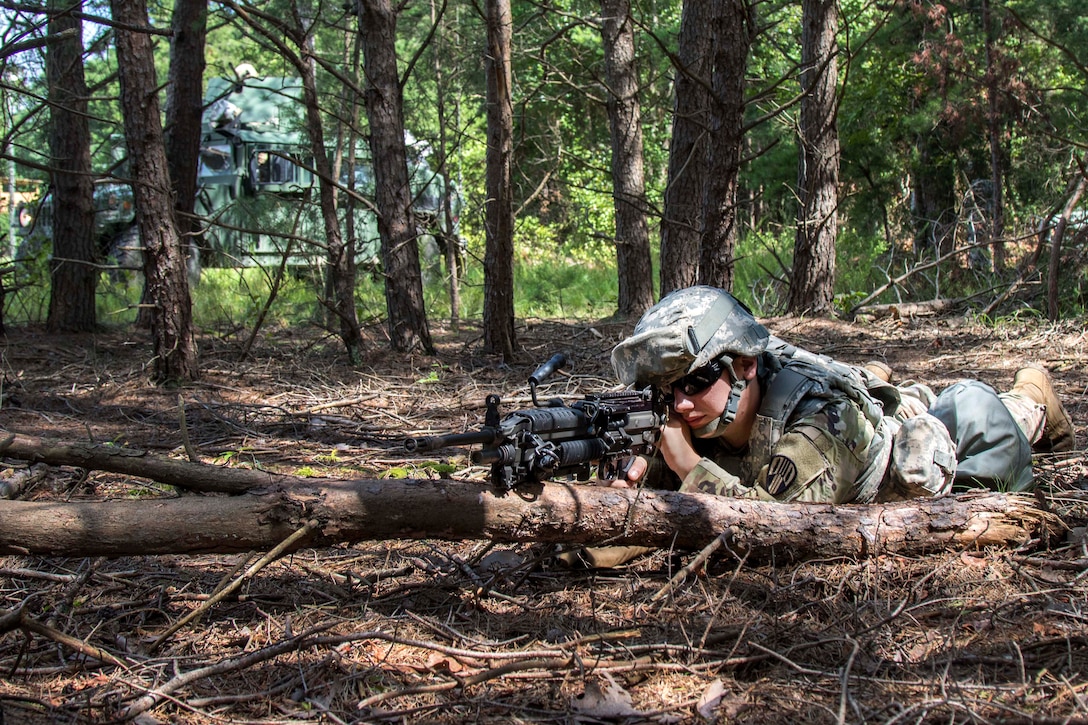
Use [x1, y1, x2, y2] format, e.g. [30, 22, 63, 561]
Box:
[403, 353, 667, 491]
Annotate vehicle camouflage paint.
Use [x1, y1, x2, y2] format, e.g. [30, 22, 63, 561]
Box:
[16, 73, 460, 281]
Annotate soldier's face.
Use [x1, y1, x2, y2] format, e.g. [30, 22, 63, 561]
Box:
[671, 356, 761, 443]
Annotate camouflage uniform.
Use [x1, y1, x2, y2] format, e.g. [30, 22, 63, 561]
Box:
[612, 286, 1042, 505]
[632, 350, 901, 504]
[890, 379, 1039, 494]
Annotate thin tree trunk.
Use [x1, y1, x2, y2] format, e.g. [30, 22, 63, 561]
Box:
[982, 0, 1005, 273]
[698, 0, 750, 290]
[296, 13, 365, 364]
[1047, 164, 1086, 320]
[111, 0, 199, 384]
[660, 0, 711, 296]
[789, 0, 839, 315]
[359, 0, 435, 354]
[45, 0, 96, 333]
[432, 0, 462, 329]
[912, 132, 957, 256]
[164, 0, 208, 278]
[483, 0, 517, 359]
[600, 0, 654, 318]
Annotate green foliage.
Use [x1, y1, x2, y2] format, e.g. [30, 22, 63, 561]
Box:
[391, 229, 639, 323]
[382, 460, 459, 479]
[830, 229, 892, 315]
[452, 214, 619, 320]
[6, 0, 1088, 338]
[732, 227, 892, 317]
[4, 248, 51, 324]
[733, 231, 792, 316]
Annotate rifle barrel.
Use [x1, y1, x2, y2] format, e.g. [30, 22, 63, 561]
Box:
[404, 428, 500, 453]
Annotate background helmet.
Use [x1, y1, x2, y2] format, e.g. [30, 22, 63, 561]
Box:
[612, 286, 769, 387]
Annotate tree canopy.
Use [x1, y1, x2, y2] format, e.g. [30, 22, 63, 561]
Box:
[2, 0, 1086, 362]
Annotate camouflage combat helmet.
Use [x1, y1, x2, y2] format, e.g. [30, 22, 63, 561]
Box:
[612, 286, 769, 388]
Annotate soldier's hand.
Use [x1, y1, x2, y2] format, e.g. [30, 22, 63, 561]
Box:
[622, 455, 648, 484]
[897, 395, 929, 419]
[659, 415, 701, 480]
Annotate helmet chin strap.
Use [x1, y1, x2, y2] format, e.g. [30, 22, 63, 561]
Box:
[721, 378, 747, 425]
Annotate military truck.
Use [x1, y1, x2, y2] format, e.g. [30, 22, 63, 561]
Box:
[13, 178, 136, 267]
[16, 71, 461, 281]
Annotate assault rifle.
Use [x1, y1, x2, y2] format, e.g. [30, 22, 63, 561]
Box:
[404, 353, 667, 491]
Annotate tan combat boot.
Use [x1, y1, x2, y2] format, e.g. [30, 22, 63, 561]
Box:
[864, 361, 893, 383]
[1011, 364, 1076, 452]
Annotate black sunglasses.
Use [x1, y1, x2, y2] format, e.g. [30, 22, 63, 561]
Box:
[672, 358, 730, 397]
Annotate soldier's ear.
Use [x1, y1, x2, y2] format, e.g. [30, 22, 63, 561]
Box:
[734, 355, 759, 381]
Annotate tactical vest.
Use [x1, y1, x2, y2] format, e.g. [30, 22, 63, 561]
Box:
[742, 338, 897, 503]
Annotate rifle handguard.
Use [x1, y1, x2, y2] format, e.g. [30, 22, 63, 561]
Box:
[402, 355, 667, 490]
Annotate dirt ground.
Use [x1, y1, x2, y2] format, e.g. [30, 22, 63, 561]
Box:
[0, 311, 1086, 724]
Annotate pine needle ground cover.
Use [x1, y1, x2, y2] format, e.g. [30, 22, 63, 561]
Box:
[0, 315, 1085, 723]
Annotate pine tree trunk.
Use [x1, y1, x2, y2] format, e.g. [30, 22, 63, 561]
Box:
[45, 0, 97, 333]
[297, 23, 365, 364]
[660, 0, 711, 296]
[359, 0, 435, 354]
[789, 0, 839, 316]
[483, 0, 517, 359]
[164, 0, 207, 279]
[111, 0, 199, 384]
[698, 0, 749, 291]
[601, 0, 654, 317]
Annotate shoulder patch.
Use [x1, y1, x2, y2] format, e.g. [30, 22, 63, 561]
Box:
[765, 455, 797, 496]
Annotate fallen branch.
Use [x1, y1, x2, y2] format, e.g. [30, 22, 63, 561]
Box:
[0, 429, 289, 494]
[0, 601, 128, 668]
[850, 299, 959, 320]
[650, 529, 731, 603]
[120, 621, 340, 719]
[149, 519, 320, 651]
[0, 462, 48, 499]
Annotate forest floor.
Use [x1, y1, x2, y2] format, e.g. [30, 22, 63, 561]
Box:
[0, 310, 1086, 724]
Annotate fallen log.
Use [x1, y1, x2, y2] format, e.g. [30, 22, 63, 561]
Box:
[851, 299, 958, 320]
[0, 427, 1062, 560]
[0, 474, 1060, 561]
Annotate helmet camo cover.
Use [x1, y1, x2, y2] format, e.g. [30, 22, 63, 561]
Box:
[612, 286, 769, 387]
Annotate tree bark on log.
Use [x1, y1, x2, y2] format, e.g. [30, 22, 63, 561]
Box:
[0, 430, 1060, 561]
